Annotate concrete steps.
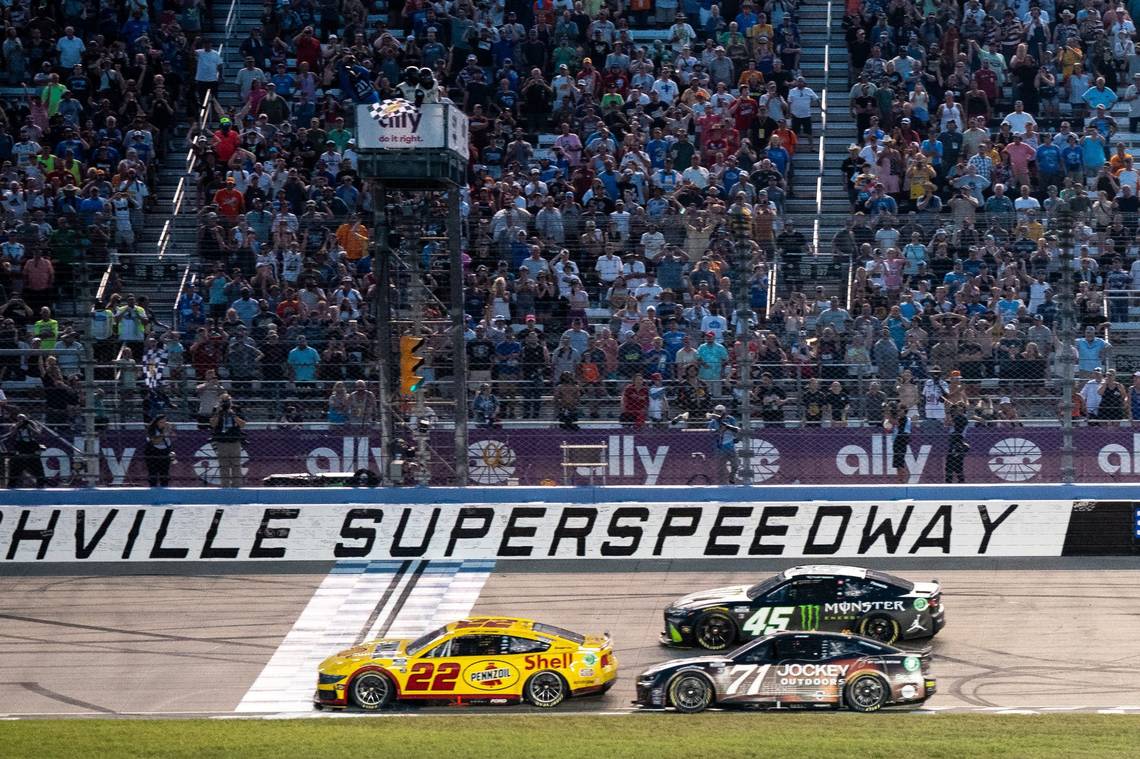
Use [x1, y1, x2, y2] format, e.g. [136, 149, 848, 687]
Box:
[109, 1, 255, 324]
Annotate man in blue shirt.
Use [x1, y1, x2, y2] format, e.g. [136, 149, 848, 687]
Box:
[646, 128, 670, 170]
[1082, 77, 1118, 110]
[697, 331, 729, 397]
[494, 333, 522, 417]
[1035, 133, 1063, 189]
[662, 319, 686, 363]
[1076, 326, 1110, 376]
[287, 335, 320, 386]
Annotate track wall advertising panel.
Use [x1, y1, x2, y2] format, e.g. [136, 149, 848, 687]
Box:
[0, 500, 1081, 562]
[31, 428, 1140, 486]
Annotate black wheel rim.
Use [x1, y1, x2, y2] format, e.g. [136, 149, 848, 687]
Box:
[529, 673, 564, 706]
[697, 615, 733, 649]
[851, 677, 885, 709]
[674, 676, 711, 711]
[865, 618, 894, 641]
[354, 675, 389, 708]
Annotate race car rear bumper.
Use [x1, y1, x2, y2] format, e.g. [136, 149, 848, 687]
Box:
[573, 679, 617, 698]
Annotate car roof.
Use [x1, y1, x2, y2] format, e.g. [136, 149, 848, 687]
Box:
[444, 617, 537, 635]
[781, 564, 868, 579]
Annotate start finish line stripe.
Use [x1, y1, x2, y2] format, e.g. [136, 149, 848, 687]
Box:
[235, 560, 494, 713]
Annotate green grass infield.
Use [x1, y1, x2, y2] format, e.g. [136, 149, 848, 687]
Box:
[2, 713, 1138, 758]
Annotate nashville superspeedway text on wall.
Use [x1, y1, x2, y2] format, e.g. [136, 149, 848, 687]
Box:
[0, 501, 1075, 562]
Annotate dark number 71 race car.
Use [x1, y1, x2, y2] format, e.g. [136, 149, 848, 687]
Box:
[635, 631, 936, 713]
[662, 565, 944, 650]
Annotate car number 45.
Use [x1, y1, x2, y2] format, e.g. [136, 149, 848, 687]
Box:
[742, 607, 794, 636]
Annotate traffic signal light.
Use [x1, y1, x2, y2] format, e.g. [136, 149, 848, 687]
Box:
[399, 335, 425, 395]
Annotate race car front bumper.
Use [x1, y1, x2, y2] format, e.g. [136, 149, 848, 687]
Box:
[314, 686, 349, 708]
[660, 614, 694, 646]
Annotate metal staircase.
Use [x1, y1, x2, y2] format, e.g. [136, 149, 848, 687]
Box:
[781, 0, 856, 300]
[102, 1, 253, 328]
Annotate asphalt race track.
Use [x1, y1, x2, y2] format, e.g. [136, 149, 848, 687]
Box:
[1, 558, 1139, 717]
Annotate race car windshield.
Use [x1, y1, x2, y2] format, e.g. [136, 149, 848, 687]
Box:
[532, 623, 585, 644]
[746, 576, 784, 600]
[866, 570, 915, 592]
[406, 625, 448, 656]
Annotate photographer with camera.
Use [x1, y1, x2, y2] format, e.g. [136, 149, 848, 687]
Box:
[3, 414, 46, 488]
[707, 403, 741, 485]
[210, 394, 246, 488]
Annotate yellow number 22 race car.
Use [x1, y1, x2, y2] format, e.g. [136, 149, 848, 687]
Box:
[315, 617, 617, 710]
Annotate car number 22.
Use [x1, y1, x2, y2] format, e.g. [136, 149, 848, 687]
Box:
[405, 662, 460, 691]
[742, 607, 794, 636]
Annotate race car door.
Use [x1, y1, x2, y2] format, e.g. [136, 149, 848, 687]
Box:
[769, 634, 845, 705]
[717, 638, 779, 706]
[449, 633, 534, 698]
[749, 576, 840, 636]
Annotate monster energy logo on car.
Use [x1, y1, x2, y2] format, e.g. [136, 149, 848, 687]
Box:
[798, 605, 821, 630]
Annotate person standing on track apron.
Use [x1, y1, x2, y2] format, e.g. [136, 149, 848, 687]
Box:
[944, 403, 970, 483]
[884, 403, 912, 483]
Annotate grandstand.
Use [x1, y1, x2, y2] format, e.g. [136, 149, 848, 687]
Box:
[1, 0, 1138, 486]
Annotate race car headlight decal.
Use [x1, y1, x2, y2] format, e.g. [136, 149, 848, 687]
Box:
[668, 623, 683, 643]
[318, 673, 348, 685]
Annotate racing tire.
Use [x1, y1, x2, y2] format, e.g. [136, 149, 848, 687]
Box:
[524, 671, 567, 708]
[844, 673, 890, 712]
[668, 672, 715, 714]
[350, 672, 395, 711]
[859, 615, 900, 644]
[693, 611, 737, 651]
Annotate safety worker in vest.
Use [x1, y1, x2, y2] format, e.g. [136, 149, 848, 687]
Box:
[32, 307, 59, 349]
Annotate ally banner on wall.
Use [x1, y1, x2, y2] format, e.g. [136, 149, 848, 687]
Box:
[30, 427, 1140, 486]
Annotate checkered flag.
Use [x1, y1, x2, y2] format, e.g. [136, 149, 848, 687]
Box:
[369, 98, 418, 122]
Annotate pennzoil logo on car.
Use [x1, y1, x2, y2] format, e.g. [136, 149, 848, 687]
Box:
[462, 659, 520, 691]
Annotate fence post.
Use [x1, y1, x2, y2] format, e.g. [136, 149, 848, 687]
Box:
[372, 183, 394, 485]
[1058, 206, 1076, 484]
[83, 342, 99, 487]
[449, 188, 468, 486]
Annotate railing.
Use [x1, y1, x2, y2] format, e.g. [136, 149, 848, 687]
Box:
[158, 0, 242, 274]
[809, 0, 834, 261]
[171, 266, 195, 332]
[1103, 289, 1134, 326]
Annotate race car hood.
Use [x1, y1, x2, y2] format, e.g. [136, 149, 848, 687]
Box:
[670, 584, 752, 610]
[639, 655, 731, 678]
[321, 639, 406, 669]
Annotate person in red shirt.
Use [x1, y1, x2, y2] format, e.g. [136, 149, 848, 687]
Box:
[730, 87, 759, 138]
[620, 372, 649, 428]
[1002, 134, 1036, 190]
[213, 177, 245, 221]
[212, 118, 241, 163]
[293, 26, 322, 69]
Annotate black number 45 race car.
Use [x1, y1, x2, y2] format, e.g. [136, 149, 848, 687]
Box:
[662, 565, 943, 650]
[635, 631, 936, 713]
